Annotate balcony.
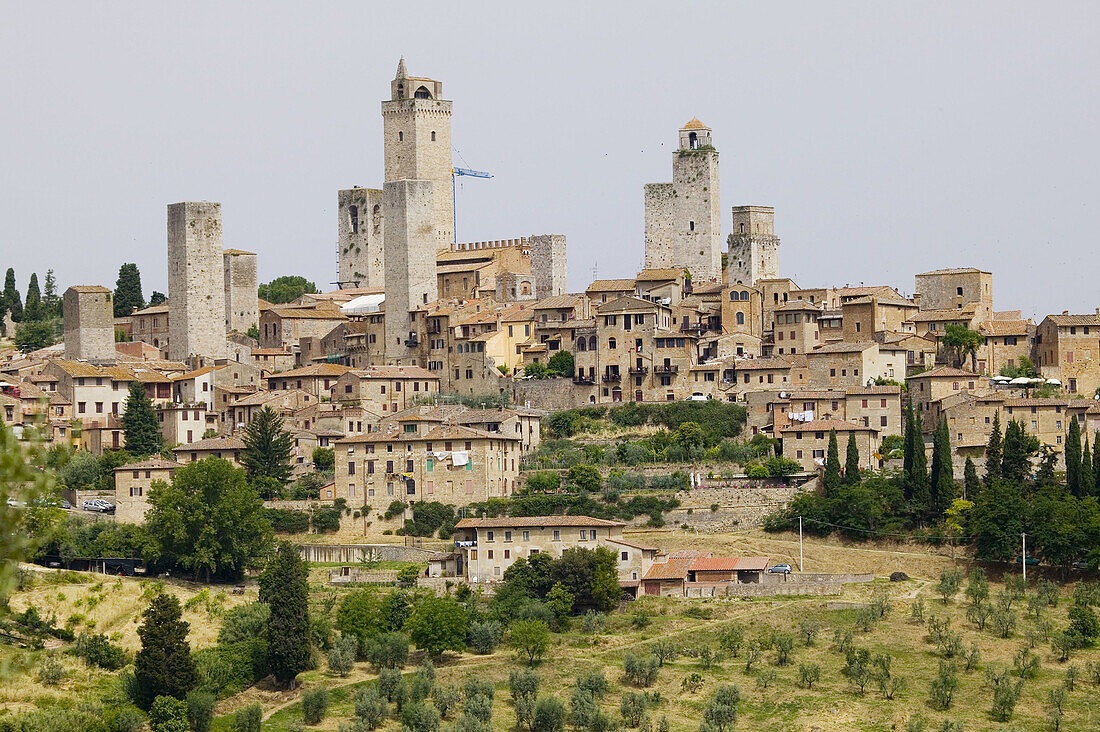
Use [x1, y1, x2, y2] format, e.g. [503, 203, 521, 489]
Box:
[404, 334, 420, 348]
[572, 375, 595, 386]
[654, 364, 679, 375]
[602, 372, 622, 383]
[628, 366, 649, 375]
[681, 322, 709, 333]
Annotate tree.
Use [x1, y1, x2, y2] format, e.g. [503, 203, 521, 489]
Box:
[114, 263, 144, 317]
[363, 631, 410, 670]
[1067, 417, 1083, 497]
[122, 382, 164, 457]
[42, 269, 59, 318]
[260, 541, 311, 687]
[149, 290, 167, 306]
[903, 405, 917, 494]
[547, 350, 575, 378]
[941, 324, 983, 370]
[550, 546, 620, 613]
[931, 416, 955, 513]
[3, 268, 22, 322]
[149, 696, 190, 732]
[312, 446, 335, 472]
[963, 457, 979, 500]
[145, 458, 272, 581]
[823, 429, 841, 496]
[909, 410, 931, 515]
[258, 275, 318, 304]
[523, 362, 548, 379]
[844, 431, 860, 485]
[971, 479, 1026, 561]
[566, 463, 601, 493]
[701, 685, 739, 732]
[23, 272, 41, 321]
[241, 406, 293, 485]
[134, 593, 197, 709]
[984, 413, 1003, 488]
[1002, 420, 1032, 483]
[406, 596, 468, 658]
[510, 619, 550, 664]
[1083, 437, 1094, 499]
[14, 319, 56, 352]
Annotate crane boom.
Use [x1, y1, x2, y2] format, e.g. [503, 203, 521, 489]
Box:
[451, 166, 493, 241]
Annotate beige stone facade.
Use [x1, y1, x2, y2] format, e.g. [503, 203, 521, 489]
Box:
[331, 366, 439, 416]
[1035, 313, 1100, 397]
[779, 419, 880, 472]
[168, 201, 226, 361]
[914, 268, 992, 312]
[338, 187, 385, 288]
[223, 249, 258, 335]
[63, 286, 115, 362]
[114, 459, 181, 524]
[727, 206, 780, 286]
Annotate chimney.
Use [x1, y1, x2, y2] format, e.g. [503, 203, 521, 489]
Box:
[1063, 310, 1069, 316]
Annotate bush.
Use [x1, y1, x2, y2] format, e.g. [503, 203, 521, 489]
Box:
[378, 667, 403, 701]
[149, 696, 189, 732]
[302, 686, 330, 725]
[193, 639, 266, 697]
[364, 631, 410, 670]
[234, 704, 262, 732]
[265, 508, 310, 534]
[218, 602, 270, 644]
[510, 619, 550, 663]
[75, 632, 127, 670]
[186, 691, 216, 732]
[401, 701, 441, 732]
[311, 506, 342, 533]
[745, 464, 769, 479]
[1068, 603, 1100, 645]
[328, 633, 358, 676]
[354, 686, 387, 728]
[384, 500, 407, 520]
[35, 655, 65, 686]
[468, 620, 503, 654]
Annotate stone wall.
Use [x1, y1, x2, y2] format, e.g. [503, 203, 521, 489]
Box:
[666, 477, 814, 530]
[223, 250, 257, 334]
[63, 286, 115, 362]
[337, 187, 385, 288]
[297, 543, 431, 564]
[168, 202, 226, 361]
[643, 183, 675, 270]
[383, 179, 436, 364]
[513, 377, 592, 411]
[530, 234, 567, 299]
[382, 93, 454, 247]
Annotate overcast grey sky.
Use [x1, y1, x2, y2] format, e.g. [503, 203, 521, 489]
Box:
[2, 1, 1098, 318]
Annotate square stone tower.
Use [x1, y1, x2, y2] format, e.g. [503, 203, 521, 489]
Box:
[530, 234, 567, 299]
[62, 286, 115, 362]
[644, 119, 722, 282]
[382, 59, 454, 248]
[727, 206, 780, 286]
[168, 201, 226, 361]
[223, 248, 258, 334]
[383, 179, 437, 364]
[337, 187, 385, 288]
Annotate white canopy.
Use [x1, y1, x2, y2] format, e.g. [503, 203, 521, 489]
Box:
[340, 293, 385, 315]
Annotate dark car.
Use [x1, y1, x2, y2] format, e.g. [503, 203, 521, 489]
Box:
[1015, 555, 1039, 566]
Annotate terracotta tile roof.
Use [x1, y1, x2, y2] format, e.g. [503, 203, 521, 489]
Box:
[809, 341, 877, 354]
[533, 295, 581, 309]
[337, 423, 517, 445]
[172, 435, 245, 452]
[779, 418, 879, 433]
[642, 552, 699, 581]
[845, 385, 904, 395]
[223, 248, 256, 256]
[268, 364, 354, 379]
[635, 268, 683, 282]
[51, 359, 136, 380]
[734, 357, 792, 371]
[907, 366, 981, 379]
[233, 389, 311, 407]
[980, 320, 1030, 336]
[68, 285, 111, 293]
[690, 556, 770, 572]
[586, 279, 636, 292]
[1045, 314, 1100, 327]
[348, 366, 437, 380]
[908, 306, 979, 322]
[454, 515, 625, 529]
[115, 458, 185, 471]
[917, 267, 990, 276]
[682, 117, 707, 130]
[132, 303, 170, 315]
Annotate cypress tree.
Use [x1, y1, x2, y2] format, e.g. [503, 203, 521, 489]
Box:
[3, 268, 22, 322]
[911, 415, 931, 516]
[1082, 436, 1093, 497]
[23, 273, 41, 322]
[1094, 431, 1100, 496]
[134, 593, 197, 709]
[114, 263, 145, 317]
[260, 541, 310, 688]
[983, 412, 1003, 488]
[931, 416, 955, 513]
[242, 406, 293, 485]
[902, 405, 917, 500]
[823, 428, 841, 496]
[844, 431, 861, 485]
[1066, 416, 1082, 497]
[1002, 420, 1031, 483]
[42, 269, 58, 318]
[963, 457, 979, 500]
[122, 381, 164, 457]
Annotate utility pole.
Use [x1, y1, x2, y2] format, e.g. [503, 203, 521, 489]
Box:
[1022, 532, 1027, 583]
[799, 516, 804, 573]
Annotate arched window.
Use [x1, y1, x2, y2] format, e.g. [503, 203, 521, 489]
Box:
[397, 83, 404, 98]
[578, 339, 587, 352]
[521, 283, 530, 295]
[589, 335, 597, 351]
[736, 312, 745, 325]
[688, 131, 698, 149]
[608, 338, 617, 350]
[730, 291, 738, 301]
[414, 86, 432, 99]
[431, 131, 436, 141]
[741, 291, 750, 301]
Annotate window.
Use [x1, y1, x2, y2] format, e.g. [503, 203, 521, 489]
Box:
[348, 461, 355, 475]
[880, 416, 888, 427]
[621, 551, 629, 561]
[579, 530, 587, 540]
[487, 531, 494, 541]
[552, 530, 560, 541]
[608, 338, 616, 350]
[487, 550, 494, 559]
[522, 530, 529, 541]
[504, 531, 512, 542]
[431, 131, 436, 141]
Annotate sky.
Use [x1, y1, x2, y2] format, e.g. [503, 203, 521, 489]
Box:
[2, 1, 1098, 319]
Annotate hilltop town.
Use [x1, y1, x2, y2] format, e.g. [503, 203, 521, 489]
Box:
[4, 60, 1100, 732]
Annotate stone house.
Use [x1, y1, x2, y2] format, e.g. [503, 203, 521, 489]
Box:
[1034, 313, 1100, 397]
[585, 279, 637, 307]
[259, 303, 346, 350]
[172, 435, 245, 466]
[907, 366, 983, 428]
[772, 386, 902, 438]
[333, 423, 522, 514]
[157, 403, 216, 446]
[778, 418, 880, 472]
[978, 318, 1034, 376]
[267, 363, 354, 397]
[129, 303, 170, 352]
[45, 359, 135, 426]
[804, 342, 905, 388]
[768, 300, 822, 356]
[640, 551, 770, 597]
[914, 267, 993, 312]
[225, 389, 314, 432]
[449, 515, 658, 587]
[171, 365, 217, 406]
[251, 347, 296, 374]
[839, 291, 917, 341]
[330, 365, 439, 415]
[114, 458, 182, 523]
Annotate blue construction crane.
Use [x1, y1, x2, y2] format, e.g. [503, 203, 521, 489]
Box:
[452, 166, 492, 241]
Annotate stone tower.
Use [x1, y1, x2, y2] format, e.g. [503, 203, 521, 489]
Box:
[167, 201, 226, 361]
[382, 59, 454, 247]
[644, 119, 722, 282]
[62, 286, 115, 362]
[337, 187, 385, 288]
[383, 179, 437, 364]
[223, 248, 258, 334]
[727, 206, 780, 285]
[530, 234, 567, 299]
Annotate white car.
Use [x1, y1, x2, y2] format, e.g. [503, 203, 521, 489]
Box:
[686, 393, 710, 402]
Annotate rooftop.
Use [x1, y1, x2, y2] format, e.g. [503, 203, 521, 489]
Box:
[454, 515, 625, 529]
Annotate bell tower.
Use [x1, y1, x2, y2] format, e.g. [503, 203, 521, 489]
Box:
[382, 59, 454, 246]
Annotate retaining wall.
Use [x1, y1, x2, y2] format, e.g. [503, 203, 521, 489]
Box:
[297, 544, 430, 564]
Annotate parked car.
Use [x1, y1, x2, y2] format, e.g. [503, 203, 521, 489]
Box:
[82, 498, 115, 514]
[1072, 560, 1092, 571]
[767, 563, 793, 574]
[686, 392, 710, 402]
[60, 499, 71, 510]
[1014, 555, 1039, 566]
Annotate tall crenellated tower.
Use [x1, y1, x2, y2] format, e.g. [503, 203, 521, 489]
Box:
[727, 205, 780, 285]
[382, 59, 454, 248]
[644, 119, 722, 282]
[167, 201, 226, 361]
